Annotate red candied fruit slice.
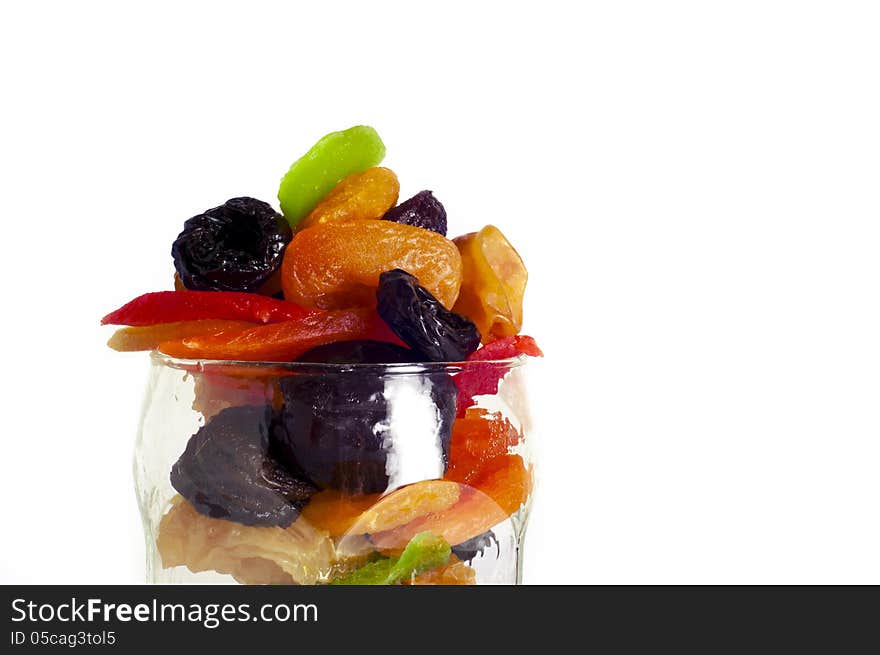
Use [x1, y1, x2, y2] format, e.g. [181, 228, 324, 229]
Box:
[454, 335, 543, 415]
[101, 291, 314, 327]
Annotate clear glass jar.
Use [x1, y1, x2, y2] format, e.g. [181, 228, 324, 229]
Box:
[134, 351, 535, 585]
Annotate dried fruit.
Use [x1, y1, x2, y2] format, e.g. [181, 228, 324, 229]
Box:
[101, 290, 313, 326]
[191, 371, 282, 422]
[376, 269, 480, 361]
[274, 360, 457, 494]
[172, 197, 292, 293]
[446, 408, 522, 482]
[158, 308, 402, 361]
[157, 496, 335, 585]
[451, 530, 499, 563]
[107, 320, 257, 352]
[382, 190, 447, 236]
[281, 221, 462, 309]
[404, 557, 476, 585]
[342, 480, 461, 536]
[454, 335, 543, 415]
[294, 339, 417, 364]
[331, 531, 450, 585]
[170, 405, 316, 527]
[278, 125, 386, 228]
[300, 490, 382, 537]
[371, 455, 531, 551]
[453, 225, 528, 341]
[370, 487, 506, 552]
[299, 167, 399, 230]
[468, 454, 532, 516]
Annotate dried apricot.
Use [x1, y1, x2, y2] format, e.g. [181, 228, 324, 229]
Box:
[453, 225, 527, 341]
[281, 221, 462, 309]
[371, 455, 531, 551]
[344, 480, 461, 536]
[446, 408, 523, 483]
[300, 490, 381, 537]
[299, 167, 399, 230]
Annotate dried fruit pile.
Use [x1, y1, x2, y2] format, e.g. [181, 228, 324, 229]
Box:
[103, 125, 542, 585]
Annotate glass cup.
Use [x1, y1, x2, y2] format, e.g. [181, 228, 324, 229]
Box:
[134, 351, 536, 585]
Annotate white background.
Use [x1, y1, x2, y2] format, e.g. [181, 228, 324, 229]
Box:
[1, 1, 878, 584]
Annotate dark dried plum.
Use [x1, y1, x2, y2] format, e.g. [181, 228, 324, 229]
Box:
[451, 530, 499, 562]
[273, 355, 457, 495]
[295, 340, 420, 364]
[170, 405, 316, 527]
[381, 190, 447, 236]
[376, 269, 481, 362]
[172, 197, 292, 293]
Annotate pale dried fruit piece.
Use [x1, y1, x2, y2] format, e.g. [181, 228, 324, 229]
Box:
[299, 167, 399, 230]
[453, 225, 528, 341]
[281, 221, 462, 309]
[404, 557, 476, 585]
[157, 496, 336, 585]
[369, 487, 507, 552]
[345, 480, 461, 535]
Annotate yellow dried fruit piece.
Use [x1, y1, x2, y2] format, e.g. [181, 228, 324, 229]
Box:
[298, 167, 399, 231]
[453, 225, 528, 341]
[157, 496, 336, 585]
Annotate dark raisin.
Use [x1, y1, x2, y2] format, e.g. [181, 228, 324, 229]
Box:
[170, 405, 315, 527]
[381, 190, 447, 236]
[376, 269, 481, 362]
[172, 197, 292, 293]
[272, 347, 457, 494]
[451, 530, 499, 562]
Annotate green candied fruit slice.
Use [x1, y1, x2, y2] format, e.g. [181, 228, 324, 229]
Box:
[277, 125, 386, 228]
[331, 532, 451, 585]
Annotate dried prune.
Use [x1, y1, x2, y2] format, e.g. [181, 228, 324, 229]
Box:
[382, 190, 447, 236]
[274, 358, 458, 495]
[376, 269, 481, 362]
[172, 197, 292, 293]
[170, 405, 316, 527]
[295, 339, 418, 364]
[451, 530, 499, 563]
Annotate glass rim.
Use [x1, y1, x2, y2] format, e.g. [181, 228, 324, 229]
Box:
[149, 349, 530, 373]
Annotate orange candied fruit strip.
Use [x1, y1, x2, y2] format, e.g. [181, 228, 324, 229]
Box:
[157, 308, 402, 361]
[107, 320, 258, 352]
